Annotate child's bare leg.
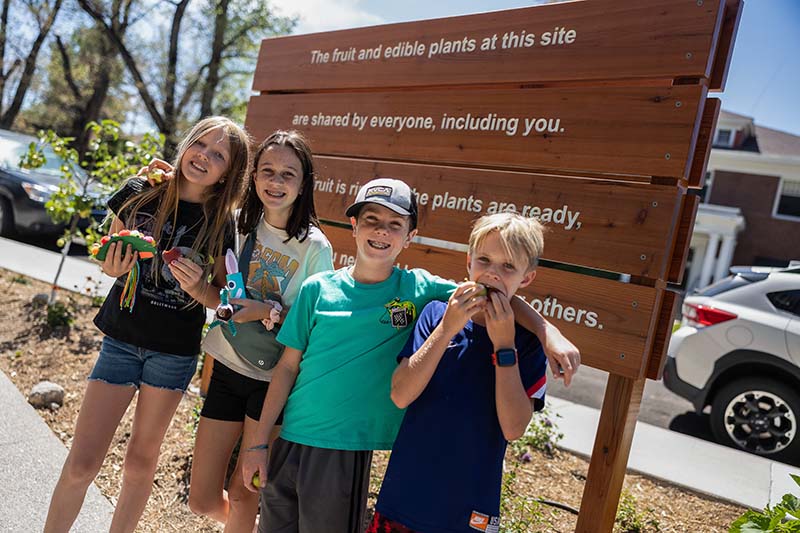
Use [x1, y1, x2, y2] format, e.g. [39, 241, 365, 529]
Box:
[108, 384, 182, 533]
[222, 416, 264, 533]
[44, 381, 136, 533]
[188, 416, 243, 523]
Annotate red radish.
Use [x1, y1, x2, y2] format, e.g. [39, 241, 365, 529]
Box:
[162, 248, 182, 264]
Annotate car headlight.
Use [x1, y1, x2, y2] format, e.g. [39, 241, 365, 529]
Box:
[21, 182, 53, 203]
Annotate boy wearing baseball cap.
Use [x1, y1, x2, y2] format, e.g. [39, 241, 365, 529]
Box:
[242, 178, 579, 533]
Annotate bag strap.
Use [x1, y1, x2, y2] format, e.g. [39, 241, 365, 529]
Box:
[238, 230, 258, 287]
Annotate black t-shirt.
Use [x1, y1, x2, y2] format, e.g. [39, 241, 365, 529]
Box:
[94, 179, 233, 356]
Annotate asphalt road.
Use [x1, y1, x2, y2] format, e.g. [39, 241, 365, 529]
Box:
[547, 365, 716, 442]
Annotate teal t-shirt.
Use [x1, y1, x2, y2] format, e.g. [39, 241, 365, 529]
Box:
[276, 267, 455, 450]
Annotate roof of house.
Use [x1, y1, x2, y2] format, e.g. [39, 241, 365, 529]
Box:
[718, 110, 800, 157]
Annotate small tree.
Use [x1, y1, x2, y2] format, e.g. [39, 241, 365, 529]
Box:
[20, 119, 164, 303]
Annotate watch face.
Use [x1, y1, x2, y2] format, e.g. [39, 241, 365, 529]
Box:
[496, 349, 517, 366]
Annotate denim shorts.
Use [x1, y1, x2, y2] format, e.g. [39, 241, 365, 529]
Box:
[88, 336, 198, 392]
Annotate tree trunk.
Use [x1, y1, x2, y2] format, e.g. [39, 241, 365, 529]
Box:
[77, 0, 190, 157]
[74, 39, 116, 157]
[199, 0, 228, 118]
[162, 0, 190, 158]
[0, 0, 11, 102]
[0, 0, 64, 128]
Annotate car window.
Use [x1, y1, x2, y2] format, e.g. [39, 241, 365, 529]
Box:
[0, 136, 69, 177]
[768, 290, 800, 317]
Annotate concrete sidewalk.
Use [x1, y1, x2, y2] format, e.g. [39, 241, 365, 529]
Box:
[0, 235, 798, 530]
[0, 369, 113, 532]
[548, 396, 799, 510]
[0, 237, 115, 296]
[0, 238, 115, 531]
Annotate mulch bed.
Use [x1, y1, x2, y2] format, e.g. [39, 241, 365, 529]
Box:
[0, 268, 746, 532]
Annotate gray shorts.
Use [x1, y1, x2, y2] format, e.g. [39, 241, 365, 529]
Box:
[259, 438, 372, 533]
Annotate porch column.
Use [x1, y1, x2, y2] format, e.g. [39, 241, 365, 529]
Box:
[699, 232, 720, 289]
[713, 234, 737, 283]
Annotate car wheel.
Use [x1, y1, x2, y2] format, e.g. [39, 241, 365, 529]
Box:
[0, 197, 14, 237]
[710, 377, 800, 461]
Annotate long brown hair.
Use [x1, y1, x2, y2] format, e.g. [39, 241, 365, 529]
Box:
[119, 116, 251, 284]
[237, 130, 319, 242]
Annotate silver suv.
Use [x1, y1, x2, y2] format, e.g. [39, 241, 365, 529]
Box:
[664, 263, 800, 462]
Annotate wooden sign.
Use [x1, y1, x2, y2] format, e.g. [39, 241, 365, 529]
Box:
[253, 0, 724, 92]
[312, 157, 686, 279]
[244, 1, 741, 530]
[246, 86, 707, 179]
[323, 225, 667, 379]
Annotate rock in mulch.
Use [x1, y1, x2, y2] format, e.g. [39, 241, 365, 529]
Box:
[28, 381, 65, 409]
[31, 293, 49, 307]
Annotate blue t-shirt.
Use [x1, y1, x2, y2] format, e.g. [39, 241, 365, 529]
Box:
[376, 300, 547, 533]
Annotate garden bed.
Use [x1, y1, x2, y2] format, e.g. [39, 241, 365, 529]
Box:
[0, 268, 746, 532]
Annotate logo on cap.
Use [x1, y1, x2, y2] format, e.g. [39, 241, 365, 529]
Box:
[365, 186, 393, 199]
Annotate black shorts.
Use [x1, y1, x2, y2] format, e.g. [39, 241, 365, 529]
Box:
[200, 359, 283, 423]
[259, 438, 373, 533]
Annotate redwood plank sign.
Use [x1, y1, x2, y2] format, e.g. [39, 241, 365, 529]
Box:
[246, 86, 706, 179]
[709, 0, 744, 91]
[313, 157, 685, 278]
[244, 1, 741, 530]
[323, 225, 663, 379]
[253, 0, 724, 92]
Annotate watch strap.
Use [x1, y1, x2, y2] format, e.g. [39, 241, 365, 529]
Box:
[492, 348, 517, 367]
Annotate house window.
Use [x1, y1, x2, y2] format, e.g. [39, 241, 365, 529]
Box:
[775, 179, 800, 219]
[714, 128, 733, 147]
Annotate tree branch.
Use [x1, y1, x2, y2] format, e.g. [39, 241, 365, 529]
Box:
[0, 0, 64, 128]
[76, 0, 166, 132]
[162, 0, 191, 132]
[55, 35, 82, 100]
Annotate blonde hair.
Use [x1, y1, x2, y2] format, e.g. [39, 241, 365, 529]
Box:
[118, 116, 251, 287]
[468, 213, 545, 271]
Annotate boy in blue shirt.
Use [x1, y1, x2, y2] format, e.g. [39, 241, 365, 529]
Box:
[242, 180, 578, 533]
[370, 212, 549, 533]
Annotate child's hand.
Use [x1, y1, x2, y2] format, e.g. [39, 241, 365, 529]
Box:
[230, 298, 276, 324]
[167, 257, 205, 296]
[137, 158, 175, 186]
[241, 448, 268, 493]
[101, 241, 138, 278]
[485, 291, 516, 352]
[542, 327, 581, 386]
[442, 281, 486, 336]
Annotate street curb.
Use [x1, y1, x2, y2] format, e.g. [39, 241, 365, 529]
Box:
[548, 396, 799, 510]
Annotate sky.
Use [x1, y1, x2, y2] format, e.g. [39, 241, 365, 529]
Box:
[266, 0, 800, 136]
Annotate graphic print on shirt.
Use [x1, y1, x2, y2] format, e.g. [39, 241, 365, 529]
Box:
[381, 297, 416, 329]
[125, 211, 204, 310]
[246, 241, 300, 299]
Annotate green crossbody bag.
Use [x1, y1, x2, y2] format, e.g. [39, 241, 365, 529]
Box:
[220, 232, 285, 371]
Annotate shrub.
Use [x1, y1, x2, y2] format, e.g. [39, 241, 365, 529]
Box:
[615, 490, 661, 533]
[729, 474, 800, 532]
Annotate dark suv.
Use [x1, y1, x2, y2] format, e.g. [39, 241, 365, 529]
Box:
[0, 128, 104, 237]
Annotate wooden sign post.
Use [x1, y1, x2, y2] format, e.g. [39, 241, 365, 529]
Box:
[245, 1, 742, 530]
